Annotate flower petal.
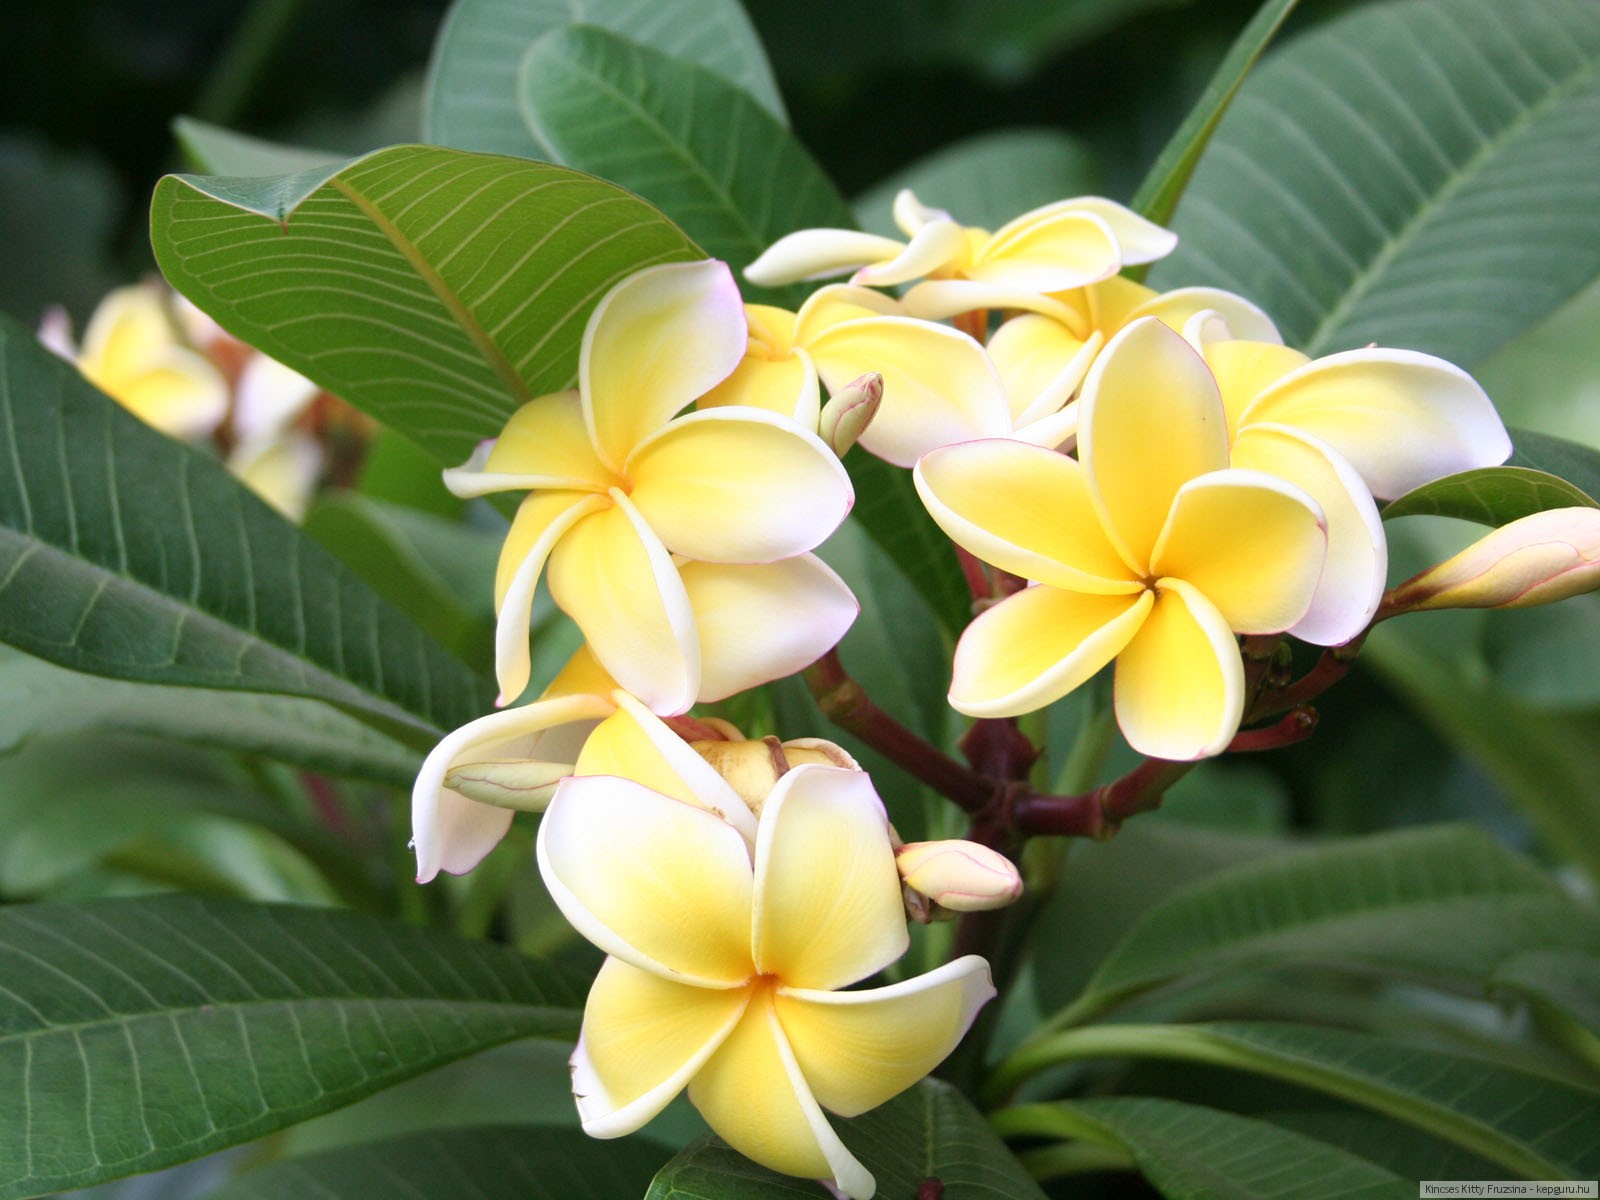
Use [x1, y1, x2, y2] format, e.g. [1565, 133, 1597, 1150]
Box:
[776, 955, 993, 1116]
[227, 432, 322, 521]
[697, 348, 820, 428]
[792, 284, 906, 343]
[628, 409, 852, 562]
[575, 691, 757, 839]
[111, 357, 230, 441]
[851, 218, 968, 287]
[233, 355, 319, 443]
[547, 491, 700, 715]
[411, 693, 615, 883]
[752, 765, 906, 991]
[689, 989, 876, 1199]
[1149, 467, 1326, 635]
[680, 557, 858, 701]
[1043, 196, 1178, 265]
[538, 774, 755, 986]
[446, 390, 613, 496]
[745, 229, 910, 287]
[970, 209, 1121, 293]
[1203, 340, 1311, 438]
[1114, 579, 1243, 760]
[571, 957, 750, 1138]
[1239, 348, 1512, 498]
[986, 314, 1098, 428]
[582, 260, 747, 471]
[898, 279, 1085, 326]
[1131, 286, 1282, 346]
[1078, 317, 1229, 569]
[1233, 425, 1386, 645]
[915, 440, 1140, 593]
[493, 492, 610, 704]
[806, 317, 1011, 467]
[949, 584, 1152, 718]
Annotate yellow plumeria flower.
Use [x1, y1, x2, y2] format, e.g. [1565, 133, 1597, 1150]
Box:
[1203, 337, 1511, 644]
[745, 190, 1175, 316]
[42, 283, 228, 439]
[538, 697, 994, 1199]
[444, 260, 855, 713]
[915, 318, 1330, 760]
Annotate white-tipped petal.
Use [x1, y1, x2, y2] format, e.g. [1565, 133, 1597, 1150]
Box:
[745, 229, 909, 288]
[851, 219, 968, 288]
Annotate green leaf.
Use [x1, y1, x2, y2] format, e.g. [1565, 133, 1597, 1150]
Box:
[1049, 825, 1600, 1027]
[1129, 0, 1301, 231]
[1149, 0, 1600, 368]
[1381, 467, 1597, 524]
[172, 116, 340, 177]
[0, 895, 586, 1199]
[1266, 1110, 1508, 1182]
[0, 316, 491, 745]
[1493, 948, 1600, 1040]
[424, 0, 785, 159]
[853, 128, 1102, 237]
[201, 1126, 667, 1200]
[0, 652, 420, 790]
[1507, 426, 1600, 498]
[517, 26, 853, 299]
[995, 1096, 1409, 1199]
[646, 1078, 1046, 1199]
[150, 144, 702, 469]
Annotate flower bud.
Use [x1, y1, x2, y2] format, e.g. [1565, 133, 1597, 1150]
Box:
[692, 736, 790, 816]
[818, 372, 883, 457]
[895, 840, 1022, 914]
[443, 758, 575, 812]
[1384, 507, 1600, 615]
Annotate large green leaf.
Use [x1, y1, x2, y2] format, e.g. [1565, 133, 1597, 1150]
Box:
[150, 144, 702, 469]
[517, 25, 853, 295]
[1492, 948, 1600, 1042]
[1149, 0, 1600, 368]
[424, 0, 784, 159]
[1382, 427, 1600, 523]
[0, 895, 586, 1199]
[0, 317, 491, 744]
[172, 116, 339, 177]
[646, 1079, 1046, 1199]
[201, 1126, 667, 1200]
[994, 1096, 1409, 1199]
[1044, 825, 1600, 1028]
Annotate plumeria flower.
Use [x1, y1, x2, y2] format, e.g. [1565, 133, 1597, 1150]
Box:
[539, 697, 994, 1198]
[224, 353, 325, 520]
[745, 190, 1175, 318]
[39, 283, 228, 439]
[916, 318, 1331, 760]
[443, 260, 855, 713]
[1202, 337, 1511, 643]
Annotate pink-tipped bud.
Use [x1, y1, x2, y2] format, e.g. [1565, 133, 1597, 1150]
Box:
[443, 759, 575, 812]
[818, 372, 883, 457]
[1385, 507, 1600, 615]
[895, 840, 1022, 914]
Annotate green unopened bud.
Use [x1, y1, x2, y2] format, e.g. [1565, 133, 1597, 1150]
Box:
[443, 759, 575, 812]
[818, 372, 883, 457]
[895, 840, 1022, 915]
[1384, 507, 1600, 615]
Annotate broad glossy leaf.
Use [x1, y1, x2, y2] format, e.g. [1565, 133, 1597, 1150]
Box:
[1507, 427, 1600, 499]
[646, 1079, 1045, 1200]
[1056, 825, 1600, 1025]
[151, 144, 702, 469]
[1381, 467, 1597, 524]
[201, 1126, 667, 1200]
[172, 116, 339, 177]
[425, 0, 784, 159]
[1150, 0, 1600, 368]
[518, 26, 852, 299]
[1267, 1110, 1507, 1182]
[999, 1096, 1409, 1199]
[1130, 0, 1301, 230]
[1492, 948, 1600, 1039]
[0, 895, 585, 1199]
[0, 652, 419, 790]
[853, 128, 1101, 237]
[0, 316, 491, 744]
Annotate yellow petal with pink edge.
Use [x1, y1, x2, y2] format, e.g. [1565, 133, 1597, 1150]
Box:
[793, 284, 905, 343]
[807, 317, 1010, 467]
[546, 491, 700, 715]
[696, 350, 819, 427]
[493, 492, 610, 704]
[1203, 340, 1311, 438]
[986, 314, 1096, 428]
[1233, 424, 1386, 645]
[949, 585, 1152, 718]
[744, 228, 909, 287]
[680, 557, 858, 702]
[581, 260, 747, 471]
[537, 774, 755, 986]
[688, 989, 875, 1199]
[751, 766, 906, 991]
[1078, 318, 1229, 569]
[776, 956, 993, 1116]
[970, 209, 1121, 293]
[915, 440, 1140, 593]
[1149, 468, 1326, 635]
[1237, 348, 1511, 498]
[571, 957, 750, 1137]
[1035, 196, 1178, 265]
[446, 391, 612, 495]
[574, 691, 755, 838]
[1114, 579, 1243, 760]
[411, 693, 616, 883]
[628, 409, 851, 563]
[850, 218, 968, 287]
